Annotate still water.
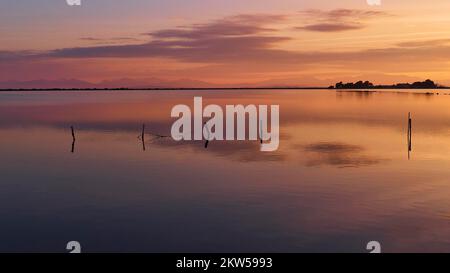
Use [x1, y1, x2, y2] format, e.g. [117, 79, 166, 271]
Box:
[0, 89, 449, 253]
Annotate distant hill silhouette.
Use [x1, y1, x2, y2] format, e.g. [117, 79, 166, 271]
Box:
[1, 78, 448, 91]
[333, 79, 443, 89]
[0, 78, 215, 90]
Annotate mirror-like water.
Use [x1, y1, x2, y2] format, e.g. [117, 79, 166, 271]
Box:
[0, 89, 449, 252]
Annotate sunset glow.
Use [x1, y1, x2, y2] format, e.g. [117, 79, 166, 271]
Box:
[2, 0, 450, 87]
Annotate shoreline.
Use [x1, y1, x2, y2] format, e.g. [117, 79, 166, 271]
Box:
[1, 87, 450, 92]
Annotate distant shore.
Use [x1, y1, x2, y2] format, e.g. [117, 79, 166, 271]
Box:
[2, 78, 449, 91]
[1, 87, 450, 92]
[0, 87, 328, 91]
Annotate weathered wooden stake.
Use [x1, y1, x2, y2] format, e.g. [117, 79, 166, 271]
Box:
[204, 122, 210, 149]
[70, 126, 76, 153]
[71, 126, 76, 141]
[408, 113, 412, 159]
[259, 119, 263, 144]
[142, 124, 146, 151]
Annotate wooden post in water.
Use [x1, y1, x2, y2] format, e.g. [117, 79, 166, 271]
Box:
[71, 126, 76, 141]
[204, 122, 209, 149]
[141, 124, 146, 151]
[408, 113, 412, 159]
[259, 119, 263, 144]
[70, 126, 76, 153]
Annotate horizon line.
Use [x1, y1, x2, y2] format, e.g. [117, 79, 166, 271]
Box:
[2, 86, 450, 92]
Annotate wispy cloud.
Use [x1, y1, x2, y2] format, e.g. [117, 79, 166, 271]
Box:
[297, 9, 388, 32]
[298, 23, 364, 32]
[47, 14, 291, 62]
[298, 9, 388, 21]
[0, 50, 37, 61]
[396, 38, 450, 48]
[149, 14, 285, 39]
[80, 36, 143, 45]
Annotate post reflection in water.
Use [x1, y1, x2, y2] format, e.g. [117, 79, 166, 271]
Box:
[71, 138, 75, 153]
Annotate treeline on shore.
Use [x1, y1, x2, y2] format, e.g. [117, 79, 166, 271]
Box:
[331, 79, 444, 89]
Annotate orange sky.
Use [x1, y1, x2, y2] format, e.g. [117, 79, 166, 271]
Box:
[2, 0, 450, 87]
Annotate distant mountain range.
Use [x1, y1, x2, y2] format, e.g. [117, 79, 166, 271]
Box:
[0, 77, 447, 90]
[0, 77, 334, 90]
[0, 78, 216, 89]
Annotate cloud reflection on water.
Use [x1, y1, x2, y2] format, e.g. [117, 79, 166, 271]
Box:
[303, 142, 383, 168]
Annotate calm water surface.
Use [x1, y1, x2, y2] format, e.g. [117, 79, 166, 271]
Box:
[0, 89, 449, 252]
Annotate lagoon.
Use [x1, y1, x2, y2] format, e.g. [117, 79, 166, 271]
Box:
[0, 89, 449, 252]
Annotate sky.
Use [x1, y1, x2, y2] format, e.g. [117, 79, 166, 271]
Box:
[2, 0, 450, 87]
